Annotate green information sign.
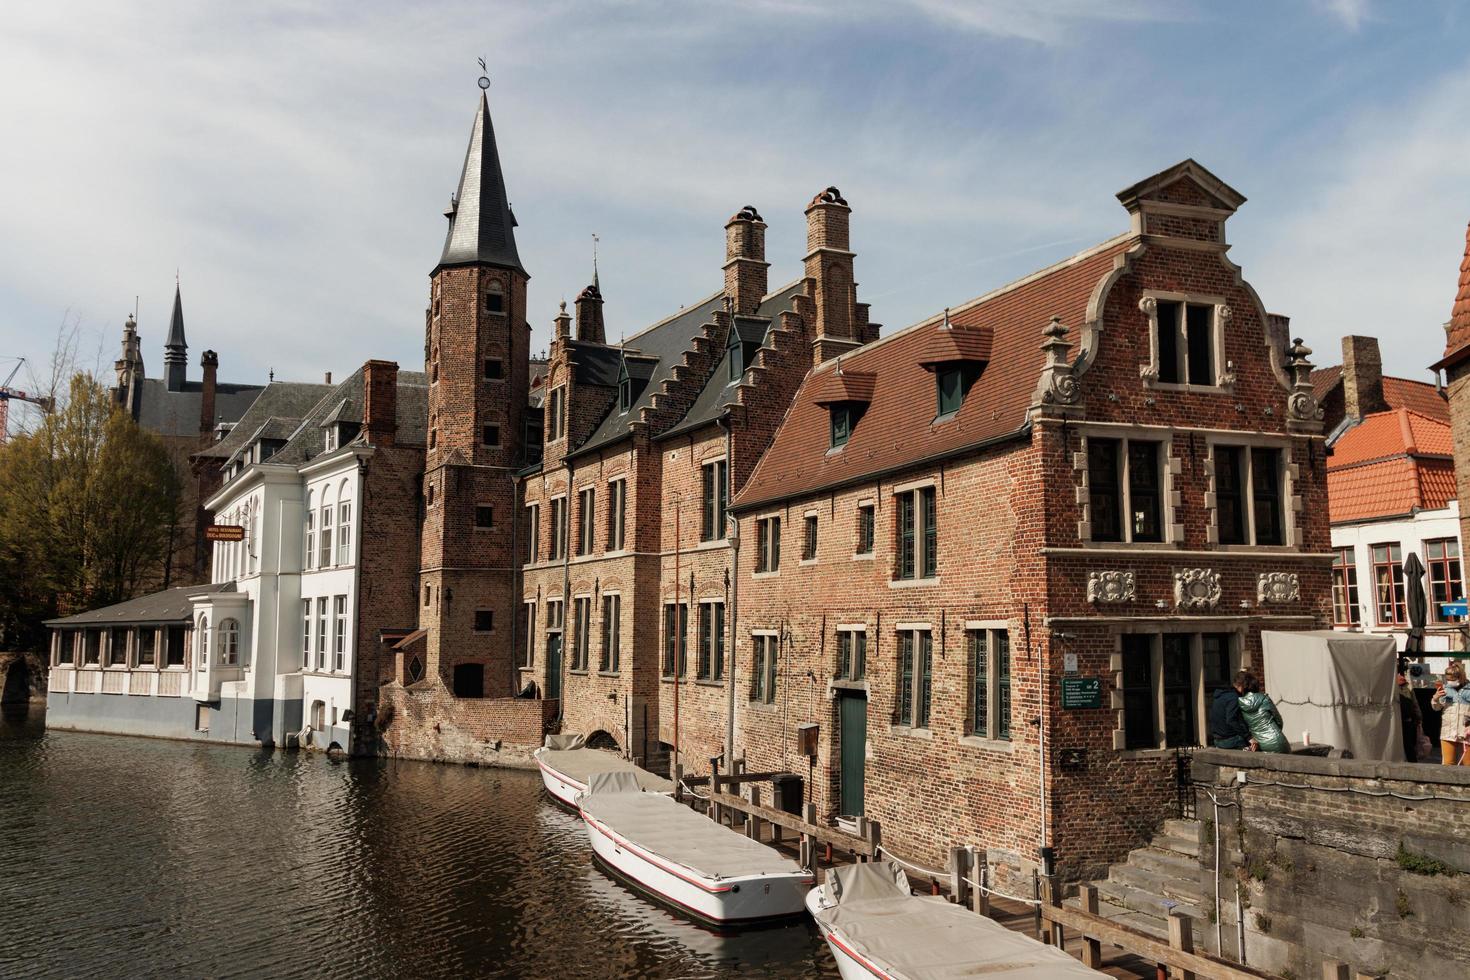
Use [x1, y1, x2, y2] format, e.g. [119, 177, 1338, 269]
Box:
[1060, 677, 1102, 709]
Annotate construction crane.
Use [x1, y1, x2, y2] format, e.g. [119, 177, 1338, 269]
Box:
[0, 358, 53, 447]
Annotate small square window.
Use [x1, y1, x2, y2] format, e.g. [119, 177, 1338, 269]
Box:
[475, 505, 494, 529]
[483, 425, 500, 447]
[485, 291, 504, 313]
[474, 610, 494, 632]
[802, 515, 818, 561]
[484, 358, 503, 380]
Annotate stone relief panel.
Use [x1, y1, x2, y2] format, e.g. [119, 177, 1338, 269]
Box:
[1087, 571, 1136, 604]
[1174, 568, 1222, 610]
[1257, 571, 1300, 604]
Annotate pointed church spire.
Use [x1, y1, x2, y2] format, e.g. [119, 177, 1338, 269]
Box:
[164, 280, 188, 392]
[437, 90, 527, 276]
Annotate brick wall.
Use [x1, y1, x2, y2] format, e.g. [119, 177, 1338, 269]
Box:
[376, 682, 556, 767]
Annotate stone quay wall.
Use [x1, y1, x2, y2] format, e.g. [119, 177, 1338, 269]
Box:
[1191, 748, 1470, 980]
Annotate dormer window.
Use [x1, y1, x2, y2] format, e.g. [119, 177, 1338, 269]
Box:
[618, 361, 633, 414]
[324, 427, 337, 453]
[829, 403, 864, 449]
[917, 315, 991, 422]
[813, 366, 875, 451]
[934, 364, 979, 420]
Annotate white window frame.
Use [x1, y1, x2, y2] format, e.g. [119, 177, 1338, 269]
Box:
[333, 596, 347, 672]
[337, 491, 352, 566]
[217, 618, 240, 667]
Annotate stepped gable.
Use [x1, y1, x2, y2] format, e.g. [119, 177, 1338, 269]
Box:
[735, 235, 1132, 510]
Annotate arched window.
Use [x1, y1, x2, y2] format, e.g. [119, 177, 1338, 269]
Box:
[319, 486, 335, 567]
[337, 481, 352, 565]
[196, 615, 209, 669]
[249, 499, 260, 575]
[218, 618, 240, 666]
[304, 491, 316, 570]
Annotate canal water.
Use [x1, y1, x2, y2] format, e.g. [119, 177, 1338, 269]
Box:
[0, 707, 837, 979]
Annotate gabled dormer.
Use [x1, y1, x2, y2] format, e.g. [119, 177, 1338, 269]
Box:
[812, 362, 876, 451]
[916, 309, 992, 421]
[726, 314, 770, 384]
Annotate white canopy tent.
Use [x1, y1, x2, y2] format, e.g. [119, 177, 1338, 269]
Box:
[1262, 630, 1402, 761]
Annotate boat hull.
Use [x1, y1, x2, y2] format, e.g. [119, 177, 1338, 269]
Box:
[581, 805, 811, 925]
[535, 753, 585, 808]
[806, 886, 892, 980]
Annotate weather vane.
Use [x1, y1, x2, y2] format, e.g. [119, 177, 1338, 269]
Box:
[477, 57, 490, 91]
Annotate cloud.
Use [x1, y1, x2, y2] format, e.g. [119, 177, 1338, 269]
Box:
[1312, 0, 1372, 30]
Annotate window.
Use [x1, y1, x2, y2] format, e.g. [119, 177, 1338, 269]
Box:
[572, 597, 591, 671]
[856, 504, 874, 556]
[316, 597, 328, 671]
[218, 619, 240, 667]
[84, 629, 102, 666]
[895, 486, 937, 580]
[936, 366, 971, 418]
[304, 496, 316, 570]
[334, 596, 347, 670]
[1372, 543, 1407, 625]
[166, 627, 186, 668]
[423, 584, 432, 607]
[701, 460, 728, 542]
[476, 505, 494, 529]
[830, 405, 862, 449]
[600, 594, 621, 672]
[896, 629, 933, 728]
[485, 288, 504, 313]
[136, 628, 155, 667]
[483, 424, 500, 447]
[472, 609, 493, 633]
[618, 360, 634, 413]
[524, 601, 537, 668]
[318, 502, 333, 567]
[1118, 631, 1235, 750]
[545, 599, 563, 673]
[606, 479, 626, 551]
[109, 627, 129, 666]
[1151, 299, 1216, 386]
[967, 627, 1010, 740]
[802, 515, 818, 561]
[836, 628, 866, 681]
[727, 329, 743, 382]
[577, 488, 596, 556]
[1086, 436, 1164, 543]
[526, 503, 540, 563]
[662, 603, 688, 677]
[426, 481, 435, 505]
[1426, 538, 1463, 623]
[550, 497, 567, 560]
[548, 386, 566, 442]
[756, 516, 781, 573]
[484, 358, 503, 380]
[1214, 445, 1285, 546]
[752, 633, 778, 703]
[302, 600, 312, 656]
[697, 601, 725, 680]
[56, 633, 75, 667]
[1332, 547, 1361, 626]
[337, 499, 352, 565]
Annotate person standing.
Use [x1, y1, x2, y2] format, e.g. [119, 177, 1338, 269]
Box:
[1431, 661, 1470, 765]
[1210, 670, 1254, 750]
[1397, 659, 1424, 763]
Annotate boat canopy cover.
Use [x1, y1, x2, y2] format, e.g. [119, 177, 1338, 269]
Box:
[544, 733, 587, 750]
[579, 774, 804, 881]
[541, 749, 674, 793]
[813, 861, 1105, 979]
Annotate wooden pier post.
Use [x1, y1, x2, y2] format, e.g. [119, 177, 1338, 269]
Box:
[1032, 869, 1043, 942]
[855, 816, 870, 862]
[1167, 910, 1196, 980]
[969, 847, 989, 918]
[1079, 884, 1102, 969]
[746, 785, 762, 840]
[948, 846, 969, 905]
[802, 802, 817, 873]
[1045, 876, 1064, 948]
[674, 763, 683, 803]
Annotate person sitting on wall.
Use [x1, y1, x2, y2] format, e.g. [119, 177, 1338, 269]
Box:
[1210, 670, 1256, 751]
[1237, 673, 1288, 754]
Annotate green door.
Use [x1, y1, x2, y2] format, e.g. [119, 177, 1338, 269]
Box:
[545, 633, 562, 700]
[839, 692, 867, 817]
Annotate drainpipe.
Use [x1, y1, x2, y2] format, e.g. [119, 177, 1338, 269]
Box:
[509, 473, 520, 698]
[719, 414, 738, 765]
[561, 458, 573, 721]
[351, 454, 366, 754]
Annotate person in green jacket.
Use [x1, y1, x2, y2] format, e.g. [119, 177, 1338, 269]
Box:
[1237, 673, 1289, 754]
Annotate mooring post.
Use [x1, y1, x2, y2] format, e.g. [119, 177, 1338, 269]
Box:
[1031, 869, 1043, 942]
[803, 802, 817, 873]
[969, 847, 989, 918]
[1079, 884, 1102, 969]
[1168, 910, 1196, 980]
[869, 819, 881, 861]
[674, 763, 683, 803]
[747, 784, 762, 840]
[1045, 876, 1064, 948]
[948, 846, 968, 905]
[855, 816, 870, 863]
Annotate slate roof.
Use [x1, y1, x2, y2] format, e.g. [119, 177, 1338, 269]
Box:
[659, 281, 804, 442]
[46, 583, 234, 627]
[735, 235, 1133, 510]
[1327, 408, 1456, 524]
[136, 378, 266, 438]
[194, 381, 336, 460]
[270, 367, 429, 468]
[1309, 366, 1448, 423]
[437, 92, 525, 276]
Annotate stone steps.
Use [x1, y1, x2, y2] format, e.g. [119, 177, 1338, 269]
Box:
[1107, 862, 1207, 908]
[1125, 845, 1202, 880]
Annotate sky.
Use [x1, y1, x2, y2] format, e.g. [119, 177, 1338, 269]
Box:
[2, 0, 1469, 421]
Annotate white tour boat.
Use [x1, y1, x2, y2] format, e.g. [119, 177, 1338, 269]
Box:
[576, 771, 813, 925]
[533, 734, 673, 808]
[807, 860, 1105, 979]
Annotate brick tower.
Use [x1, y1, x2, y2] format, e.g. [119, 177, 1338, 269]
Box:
[418, 90, 532, 698]
[1438, 220, 1470, 554]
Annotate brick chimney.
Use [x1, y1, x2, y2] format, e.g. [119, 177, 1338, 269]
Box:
[724, 205, 768, 315]
[199, 350, 218, 435]
[575, 282, 606, 344]
[554, 300, 572, 342]
[362, 359, 399, 447]
[805, 187, 860, 365]
[1342, 335, 1388, 420]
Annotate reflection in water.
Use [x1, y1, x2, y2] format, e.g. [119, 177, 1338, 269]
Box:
[0, 707, 836, 979]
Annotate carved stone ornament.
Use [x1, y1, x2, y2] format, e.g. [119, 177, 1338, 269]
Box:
[1285, 337, 1325, 423]
[1138, 295, 1158, 316]
[1032, 316, 1083, 411]
[1174, 568, 1222, 610]
[1257, 572, 1300, 604]
[1216, 304, 1232, 325]
[1087, 570, 1136, 604]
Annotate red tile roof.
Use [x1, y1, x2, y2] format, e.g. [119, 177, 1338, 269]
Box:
[1327, 408, 1457, 523]
[735, 235, 1132, 510]
[1308, 364, 1447, 424]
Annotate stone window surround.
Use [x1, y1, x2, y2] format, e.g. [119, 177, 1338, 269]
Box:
[1137, 289, 1235, 393]
[800, 509, 819, 564]
[695, 596, 726, 683]
[605, 477, 627, 553]
[700, 455, 730, 544]
[568, 593, 593, 673]
[1074, 423, 1181, 548]
[753, 510, 782, 577]
[599, 591, 621, 675]
[521, 599, 537, 670]
[891, 621, 933, 736]
[853, 498, 876, 560]
[962, 619, 1012, 749]
[890, 479, 939, 586]
[833, 622, 868, 683]
[749, 628, 780, 704]
[1109, 622, 1248, 755]
[1200, 432, 1301, 551]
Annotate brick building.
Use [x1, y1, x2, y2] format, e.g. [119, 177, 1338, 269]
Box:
[1434, 220, 1470, 569]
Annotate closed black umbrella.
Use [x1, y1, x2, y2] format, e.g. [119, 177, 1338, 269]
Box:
[1403, 551, 1427, 654]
